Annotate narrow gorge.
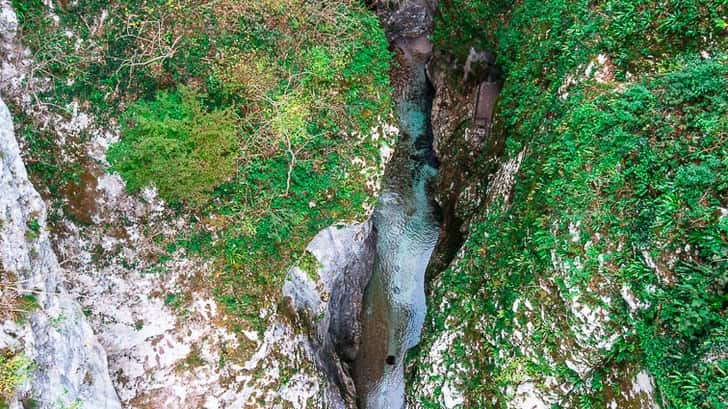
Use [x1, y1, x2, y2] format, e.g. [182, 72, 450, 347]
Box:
[352, 1, 439, 407]
[1, 0, 725, 408]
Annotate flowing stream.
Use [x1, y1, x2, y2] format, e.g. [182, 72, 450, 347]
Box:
[352, 26, 440, 408]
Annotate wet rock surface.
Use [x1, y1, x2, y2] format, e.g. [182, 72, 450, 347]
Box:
[425, 47, 505, 276]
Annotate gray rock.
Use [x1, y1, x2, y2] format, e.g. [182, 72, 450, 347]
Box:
[0, 0, 17, 41]
[0, 93, 121, 408]
[282, 221, 376, 408]
[373, 0, 436, 40]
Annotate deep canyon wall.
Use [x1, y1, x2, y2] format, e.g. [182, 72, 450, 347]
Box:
[0, 0, 725, 408]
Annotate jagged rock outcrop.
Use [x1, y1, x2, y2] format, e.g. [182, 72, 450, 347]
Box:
[0, 94, 121, 408]
[425, 47, 505, 274]
[373, 0, 436, 41]
[282, 221, 376, 408]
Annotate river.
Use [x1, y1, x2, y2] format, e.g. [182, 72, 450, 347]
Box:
[352, 6, 441, 407]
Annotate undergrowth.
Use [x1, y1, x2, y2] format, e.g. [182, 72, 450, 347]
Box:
[413, 0, 727, 408]
[0, 352, 32, 405]
[107, 86, 238, 207]
[12, 0, 394, 330]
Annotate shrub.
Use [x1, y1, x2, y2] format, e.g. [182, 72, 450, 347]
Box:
[15, 0, 394, 334]
[107, 87, 239, 207]
[0, 352, 32, 404]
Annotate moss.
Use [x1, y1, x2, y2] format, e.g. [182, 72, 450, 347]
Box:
[176, 346, 206, 372]
[21, 398, 39, 409]
[13, 294, 40, 326]
[24, 219, 40, 240]
[298, 251, 322, 283]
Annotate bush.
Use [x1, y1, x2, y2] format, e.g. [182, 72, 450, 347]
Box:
[107, 87, 239, 207]
[0, 352, 31, 404]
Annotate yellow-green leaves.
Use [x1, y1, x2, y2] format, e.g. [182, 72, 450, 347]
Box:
[0, 353, 32, 404]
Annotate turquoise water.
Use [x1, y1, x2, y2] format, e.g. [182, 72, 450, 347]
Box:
[354, 38, 440, 408]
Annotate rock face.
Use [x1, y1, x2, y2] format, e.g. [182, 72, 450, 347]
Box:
[373, 0, 436, 41]
[282, 221, 376, 408]
[425, 47, 505, 275]
[0, 94, 121, 408]
[0, 4, 120, 407]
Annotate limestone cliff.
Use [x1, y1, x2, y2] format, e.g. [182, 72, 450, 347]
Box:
[0, 93, 121, 408]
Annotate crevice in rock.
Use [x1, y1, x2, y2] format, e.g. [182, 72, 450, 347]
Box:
[426, 46, 506, 280]
[352, 1, 440, 408]
[281, 2, 508, 408]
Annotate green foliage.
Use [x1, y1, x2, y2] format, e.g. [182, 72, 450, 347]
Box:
[12, 107, 82, 206]
[176, 347, 206, 372]
[298, 251, 323, 282]
[432, 0, 510, 60]
[53, 399, 83, 409]
[14, 294, 40, 325]
[14, 0, 394, 332]
[0, 352, 32, 404]
[107, 87, 239, 207]
[414, 0, 727, 407]
[25, 219, 40, 240]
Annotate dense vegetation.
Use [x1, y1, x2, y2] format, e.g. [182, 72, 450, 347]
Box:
[415, 0, 727, 407]
[107, 87, 239, 207]
[9, 0, 727, 406]
[12, 0, 394, 329]
[0, 352, 31, 406]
